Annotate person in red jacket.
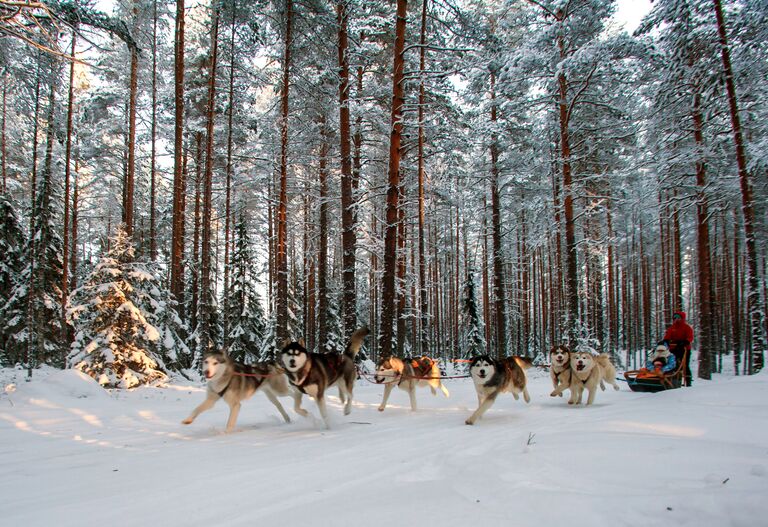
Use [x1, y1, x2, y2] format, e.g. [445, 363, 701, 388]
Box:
[662, 311, 694, 387]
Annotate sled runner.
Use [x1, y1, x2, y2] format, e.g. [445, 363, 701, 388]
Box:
[623, 350, 688, 393]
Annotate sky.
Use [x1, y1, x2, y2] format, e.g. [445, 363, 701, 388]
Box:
[614, 0, 654, 32]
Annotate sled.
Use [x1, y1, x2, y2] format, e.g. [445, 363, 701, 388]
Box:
[623, 350, 688, 393]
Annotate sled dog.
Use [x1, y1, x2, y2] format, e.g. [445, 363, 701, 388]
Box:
[182, 353, 306, 432]
[549, 345, 572, 397]
[568, 351, 620, 406]
[465, 355, 532, 425]
[279, 327, 369, 428]
[374, 355, 450, 412]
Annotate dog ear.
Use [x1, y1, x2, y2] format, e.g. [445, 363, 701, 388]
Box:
[298, 338, 305, 348]
[281, 338, 291, 348]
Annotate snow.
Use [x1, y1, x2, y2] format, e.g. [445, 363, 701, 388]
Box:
[1, 366, 767, 527]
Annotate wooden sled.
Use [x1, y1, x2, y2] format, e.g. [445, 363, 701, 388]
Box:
[624, 350, 688, 393]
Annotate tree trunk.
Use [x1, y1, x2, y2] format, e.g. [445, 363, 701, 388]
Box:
[199, 2, 221, 352]
[379, 0, 407, 358]
[276, 0, 293, 341]
[556, 18, 579, 345]
[62, 31, 76, 331]
[1, 78, 6, 193]
[150, 0, 159, 261]
[171, 0, 186, 308]
[712, 0, 765, 372]
[124, 45, 138, 237]
[489, 72, 506, 358]
[693, 87, 714, 379]
[337, 0, 357, 338]
[223, 0, 237, 347]
[416, 0, 430, 356]
[318, 119, 330, 351]
[191, 133, 203, 332]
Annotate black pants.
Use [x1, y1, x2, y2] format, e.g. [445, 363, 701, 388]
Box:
[671, 347, 692, 387]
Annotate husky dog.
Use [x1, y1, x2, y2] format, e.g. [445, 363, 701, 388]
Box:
[466, 355, 532, 425]
[182, 353, 306, 432]
[568, 351, 620, 406]
[279, 327, 369, 428]
[374, 355, 450, 412]
[549, 345, 572, 397]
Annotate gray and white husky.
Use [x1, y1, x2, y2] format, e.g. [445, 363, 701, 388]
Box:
[182, 353, 306, 432]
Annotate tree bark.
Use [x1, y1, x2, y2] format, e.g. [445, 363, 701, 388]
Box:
[171, 0, 186, 308]
[318, 118, 330, 351]
[62, 31, 76, 331]
[489, 72, 506, 358]
[712, 0, 765, 372]
[199, 1, 221, 352]
[150, 0, 159, 261]
[276, 0, 293, 341]
[417, 0, 429, 355]
[556, 14, 579, 345]
[124, 45, 138, 237]
[379, 0, 407, 358]
[337, 0, 357, 338]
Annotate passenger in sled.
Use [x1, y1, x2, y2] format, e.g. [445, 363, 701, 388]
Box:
[636, 343, 677, 379]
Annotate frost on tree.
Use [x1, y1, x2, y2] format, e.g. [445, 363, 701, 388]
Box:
[67, 226, 190, 388]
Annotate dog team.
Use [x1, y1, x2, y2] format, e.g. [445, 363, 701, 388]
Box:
[182, 327, 621, 431]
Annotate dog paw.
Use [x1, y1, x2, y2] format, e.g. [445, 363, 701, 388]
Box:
[296, 409, 309, 417]
[378, 406, 385, 412]
[465, 419, 474, 425]
[181, 418, 193, 425]
[549, 391, 557, 397]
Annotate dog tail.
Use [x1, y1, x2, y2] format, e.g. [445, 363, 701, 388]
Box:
[595, 354, 614, 368]
[513, 356, 534, 370]
[344, 327, 370, 359]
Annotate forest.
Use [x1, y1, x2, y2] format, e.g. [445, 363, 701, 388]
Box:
[0, 0, 765, 388]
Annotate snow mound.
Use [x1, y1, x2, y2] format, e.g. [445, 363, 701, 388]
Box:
[40, 369, 111, 400]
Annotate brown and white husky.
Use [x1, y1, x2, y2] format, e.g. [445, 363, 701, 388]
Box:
[374, 355, 450, 412]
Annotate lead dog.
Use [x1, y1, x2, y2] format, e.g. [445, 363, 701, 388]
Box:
[182, 353, 306, 432]
[279, 327, 369, 428]
[549, 345, 572, 397]
[466, 355, 532, 425]
[568, 351, 620, 406]
[374, 355, 450, 412]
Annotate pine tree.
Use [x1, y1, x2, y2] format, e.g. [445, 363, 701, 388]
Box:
[67, 225, 190, 388]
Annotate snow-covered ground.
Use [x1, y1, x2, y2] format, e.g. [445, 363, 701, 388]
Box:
[1, 365, 766, 527]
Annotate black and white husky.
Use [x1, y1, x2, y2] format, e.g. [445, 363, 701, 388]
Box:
[279, 327, 369, 428]
[466, 355, 532, 425]
[182, 353, 306, 432]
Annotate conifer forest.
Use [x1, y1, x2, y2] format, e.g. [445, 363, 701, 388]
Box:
[0, 0, 765, 387]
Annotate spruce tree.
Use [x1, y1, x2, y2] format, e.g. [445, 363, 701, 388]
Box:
[225, 211, 267, 363]
[0, 194, 26, 364]
[67, 225, 190, 388]
[460, 269, 485, 359]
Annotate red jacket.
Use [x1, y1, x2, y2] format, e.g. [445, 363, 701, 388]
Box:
[663, 311, 694, 349]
